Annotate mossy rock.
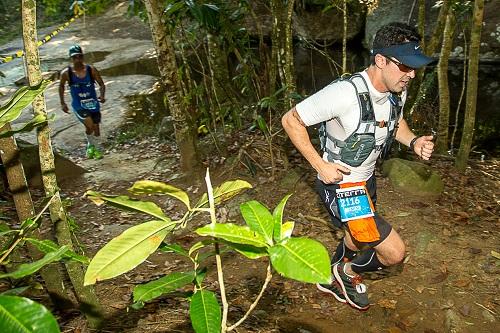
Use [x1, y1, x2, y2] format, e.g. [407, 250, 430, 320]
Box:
[382, 158, 443, 196]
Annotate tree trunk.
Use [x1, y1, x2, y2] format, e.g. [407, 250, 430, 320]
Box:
[271, 0, 296, 109]
[436, 8, 456, 154]
[455, 0, 484, 171]
[406, 0, 450, 118]
[143, 0, 198, 171]
[21, 0, 103, 328]
[0, 126, 72, 309]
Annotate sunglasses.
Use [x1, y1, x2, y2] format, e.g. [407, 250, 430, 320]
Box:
[71, 54, 83, 59]
[384, 56, 415, 73]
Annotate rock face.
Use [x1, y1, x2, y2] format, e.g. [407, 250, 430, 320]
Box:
[382, 158, 444, 196]
[244, 1, 365, 42]
[365, 0, 500, 60]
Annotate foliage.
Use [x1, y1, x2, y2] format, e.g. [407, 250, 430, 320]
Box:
[0, 296, 60, 333]
[84, 172, 331, 332]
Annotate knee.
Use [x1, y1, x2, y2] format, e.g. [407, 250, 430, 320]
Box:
[387, 242, 406, 266]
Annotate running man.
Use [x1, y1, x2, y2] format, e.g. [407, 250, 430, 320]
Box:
[59, 45, 106, 159]
[282, 22, 435, 310]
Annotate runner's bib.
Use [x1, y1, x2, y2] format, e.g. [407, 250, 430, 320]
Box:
[80, 98, 98, 110]
[335, 185, 374, 222]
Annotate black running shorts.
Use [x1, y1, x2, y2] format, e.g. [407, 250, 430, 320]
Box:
[315, 175, 392, 248]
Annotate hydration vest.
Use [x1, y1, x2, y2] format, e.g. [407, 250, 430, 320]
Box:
[319, 73, 403, 167]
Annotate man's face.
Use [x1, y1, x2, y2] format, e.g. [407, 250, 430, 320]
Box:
[380, 55, 416, 93]
[71, 54, 84, 66]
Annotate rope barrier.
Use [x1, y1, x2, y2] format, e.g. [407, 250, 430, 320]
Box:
[0, 13, 82, 65]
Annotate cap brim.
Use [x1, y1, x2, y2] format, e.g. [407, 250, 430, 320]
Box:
[70, 52, 83, 57]
[398, 54, 436, 69]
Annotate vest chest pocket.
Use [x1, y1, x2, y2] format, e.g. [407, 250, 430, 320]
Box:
[339, 134, 375, 167]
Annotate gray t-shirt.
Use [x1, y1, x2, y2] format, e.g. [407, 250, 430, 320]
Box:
[296, 70, 406, 183]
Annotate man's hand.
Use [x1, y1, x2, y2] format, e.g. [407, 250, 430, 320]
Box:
[318, 160, 351, 183]
[61, 103, 69, 114]
[414, 135, 434, 160]
[98, 96, 106, 103]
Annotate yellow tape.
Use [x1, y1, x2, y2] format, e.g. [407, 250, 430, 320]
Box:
[0, 13, 81, 64]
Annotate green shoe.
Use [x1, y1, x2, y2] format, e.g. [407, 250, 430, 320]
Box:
[86, 144, 96, 159]
[93, 147, 103, 160]
[333, 262, 370, 310]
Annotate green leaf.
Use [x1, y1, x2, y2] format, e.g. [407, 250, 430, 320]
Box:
[240, 201, 274, 245]
[133, 271, 195, 303]
[0, 114, 48, 138]
[281, 221, 295, 239]
[272, 194, 292, 242]
[159, 243, 189, 257]
[84, 220, 175, 285]
[25, 238, 90, 265]
[195, 180, 252, 208]
[195, 224, 268, 248]
[0, 286, 30, 296]
[195, 268, 207, 287]
[128, 181, 191, 209]
[224, 242, 268, 259]
[0, 81, 51, 128]
[268, 238, 331, 284]
[188, 240, 215, 257]
[0, 295, 60, 333]
[0, 246, 68, 279]
[85, 191, 169, 221]
[189, 290, 221, 333]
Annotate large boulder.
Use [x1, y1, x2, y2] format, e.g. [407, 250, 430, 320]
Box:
[365, 0, 500, 61]
[382, 158, 443, 196]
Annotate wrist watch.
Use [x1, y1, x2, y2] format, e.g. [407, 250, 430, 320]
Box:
[409, 136, 418, 151]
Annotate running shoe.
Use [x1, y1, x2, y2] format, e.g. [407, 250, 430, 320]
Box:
[316, 280, 346, 304]
[333, 262, 370, 310]
[86, 144, 96, 159]
[92, 147, 103, 159]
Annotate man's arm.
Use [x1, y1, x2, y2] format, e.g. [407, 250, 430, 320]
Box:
[59, 70, 69, 113]
[395, 118, 434, 160]
[92, 66, 105, 103]
[282, 107, 350, 183]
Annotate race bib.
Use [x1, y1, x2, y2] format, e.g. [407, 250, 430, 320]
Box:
[335, 185, 374, 222]
[80, 98, 98, 110]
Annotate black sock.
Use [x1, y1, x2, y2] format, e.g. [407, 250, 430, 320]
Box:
[331, 239, 358, 265]
[350, 250, 387, 274]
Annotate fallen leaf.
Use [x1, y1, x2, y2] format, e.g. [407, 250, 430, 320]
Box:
[378, 298, 397, 309]
[430, 271, 448, 284]
[311, 303, 321, 309]
[491, 250, 500, 260]
[396, 212, 411, 217]
[453, 279, 471, 288]
[416, 286, 425, 293]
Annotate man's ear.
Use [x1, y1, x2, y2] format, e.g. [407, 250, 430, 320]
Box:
[374, 54, 387, 69]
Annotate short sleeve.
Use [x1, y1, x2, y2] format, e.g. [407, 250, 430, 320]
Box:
[295, 80, 357, 126]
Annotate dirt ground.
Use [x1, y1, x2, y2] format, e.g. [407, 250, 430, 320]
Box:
[15, 131, 493, 333]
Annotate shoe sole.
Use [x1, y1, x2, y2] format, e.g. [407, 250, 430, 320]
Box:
[315, 283, 347, 304]
[333, 264, 370, 311]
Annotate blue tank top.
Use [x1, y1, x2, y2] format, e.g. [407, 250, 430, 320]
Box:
[68, 64, 100, 112]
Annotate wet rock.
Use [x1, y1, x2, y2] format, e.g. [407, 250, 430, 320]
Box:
[414, 230, 436, 257]
[382, 158, 444, 196]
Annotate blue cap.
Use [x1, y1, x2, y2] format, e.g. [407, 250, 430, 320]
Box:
[371, 42, 435, 69]
[69, 45, 83, 57]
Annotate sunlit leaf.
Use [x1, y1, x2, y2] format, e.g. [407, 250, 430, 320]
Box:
[195, 180, 252, 208]
[281, 221, 295, 239]
[85, 191, 169, 221]
[189, 290, 221, 333]
[272, 194, 292, 242]
[0, 80, 51, 128]
[84, 220, 175, 285]
[224, 242, 268, 259]
[0, 246, 68, 279]
[268, 238, 331, 284]
[129, 181, 191, 209]
[0, 296, 60, 333]
[196, 223, 267, 248]
[0, 114, 48, 138]
[240, 201, 274, 245]
[133, 271, 195, 304]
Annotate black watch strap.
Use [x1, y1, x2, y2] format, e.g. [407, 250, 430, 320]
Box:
[409, 136, 418, 151]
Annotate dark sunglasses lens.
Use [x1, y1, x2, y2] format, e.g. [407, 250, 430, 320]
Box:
[71, 54, 82, 59]
[397, 63, 413, 72]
